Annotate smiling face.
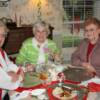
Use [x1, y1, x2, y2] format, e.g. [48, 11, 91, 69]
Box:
[84, 24, 100, 43]
[33, 21, 49, 44]
[0, 27, 6, 47]
[84, 18, 100, 44]
[35, 27, 48, 43]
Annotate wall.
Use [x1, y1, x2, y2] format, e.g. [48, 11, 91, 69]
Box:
[94, 0, 100, 20]
[0, 7, 9, 18]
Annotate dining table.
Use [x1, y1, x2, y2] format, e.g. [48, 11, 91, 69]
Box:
[14, 64, 100, 100]
[15, 80, 87, 100]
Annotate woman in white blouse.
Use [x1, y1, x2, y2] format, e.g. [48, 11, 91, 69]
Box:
[0, 21, 32, 100]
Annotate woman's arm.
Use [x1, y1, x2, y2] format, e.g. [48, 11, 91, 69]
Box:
[0, 67, 20, 90]
[4, 51, 18, 72]
[71, 40, 85, 66]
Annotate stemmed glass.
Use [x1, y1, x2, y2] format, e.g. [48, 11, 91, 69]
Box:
[57, 72, 65, 86]
[36, 63, 50, 86]
[39, 72, 48, 85]
[48, 49, 55, 63]
[24, 62, 34, 75]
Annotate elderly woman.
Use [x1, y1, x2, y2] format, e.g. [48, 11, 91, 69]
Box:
[16, 21, 60, 71]
[0, 21, 33, 100]
[0, 21, 25, 99]
[71, 17, 100, 77]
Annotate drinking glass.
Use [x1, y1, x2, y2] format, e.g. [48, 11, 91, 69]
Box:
[48, 50, 54, 63]
[39, 72, 48, 83]
[24, 62, 34, 75]
[36, 63, 51, 86]
[57, 72, 65, 86]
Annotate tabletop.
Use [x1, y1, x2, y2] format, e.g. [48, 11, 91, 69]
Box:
[15, 80, 88, 100]
[13, 63, 100, 100]
[15, 66, 91, 100]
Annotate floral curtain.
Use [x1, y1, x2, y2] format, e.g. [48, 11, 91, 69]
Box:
[9, 0, 65, 33]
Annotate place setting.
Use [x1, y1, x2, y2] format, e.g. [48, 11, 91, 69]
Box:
[14, 60, 100, 100]
[46, 71, 88, 100]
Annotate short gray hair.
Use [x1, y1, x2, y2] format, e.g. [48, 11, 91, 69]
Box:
[0, 20, 9, 36]
[32, 21, 50, 36]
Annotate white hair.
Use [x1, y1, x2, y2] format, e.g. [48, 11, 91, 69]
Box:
[0, 21, 9, 36]
[33, 21, 50, 36]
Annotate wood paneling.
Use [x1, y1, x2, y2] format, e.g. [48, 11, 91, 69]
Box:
[3, 26, 53, 55]
[3, 27, 33, 54]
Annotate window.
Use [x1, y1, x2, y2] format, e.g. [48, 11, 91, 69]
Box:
[63, 0, 94, 21]
[63, 0, 94, 34]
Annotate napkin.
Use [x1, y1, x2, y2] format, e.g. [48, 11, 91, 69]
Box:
[55, 64, 65, 73]
[0, 68, 21, 90]
[10, 91, 30, 100]
[79, 76, 100, 87]
[31, 89, 46, 96]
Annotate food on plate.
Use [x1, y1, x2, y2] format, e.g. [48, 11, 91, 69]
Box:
[60, 90, 71, 98]
[39, 72, 48, 80]
[53, 87, 64, 95]
[53, 86, 77, 100]
[53, 87, 71, 97]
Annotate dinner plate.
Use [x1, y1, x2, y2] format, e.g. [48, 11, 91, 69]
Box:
[52, 87, 77, 100]
[31, 89, 46, 96]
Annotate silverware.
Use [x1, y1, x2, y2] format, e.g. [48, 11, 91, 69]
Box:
[62, 85, 73, 93]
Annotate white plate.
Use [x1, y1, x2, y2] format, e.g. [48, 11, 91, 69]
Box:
[52, 87, 77, 100]
[31, 89, 46, 96]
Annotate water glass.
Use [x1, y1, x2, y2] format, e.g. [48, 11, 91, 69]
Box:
[57, 72, 65, 86]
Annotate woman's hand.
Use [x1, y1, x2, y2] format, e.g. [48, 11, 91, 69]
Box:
[25, 64, 35, 72]
[54, 53, 62, 63]
[7, 71, 19, 82]
[82, 62, 96, 77]
[17, 67, 25, 82]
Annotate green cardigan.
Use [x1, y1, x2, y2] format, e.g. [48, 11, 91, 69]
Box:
[16, 38, 59, 65]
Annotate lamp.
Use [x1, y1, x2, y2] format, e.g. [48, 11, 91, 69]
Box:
[37, 0, 42, 20]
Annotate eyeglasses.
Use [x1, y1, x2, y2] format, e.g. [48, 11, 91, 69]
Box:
[85, 28, 98, 33]
[36, 30, 46, 34]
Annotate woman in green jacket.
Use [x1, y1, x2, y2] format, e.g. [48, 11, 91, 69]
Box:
[16, 21, 60, 71]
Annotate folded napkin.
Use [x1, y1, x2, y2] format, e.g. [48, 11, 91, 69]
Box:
[87, 92, 100, 100]
[88, 83, 100, 92]
[79, 76, 100, 87]
[10, 91, 30, 100]
[87, 82, 100, 100]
